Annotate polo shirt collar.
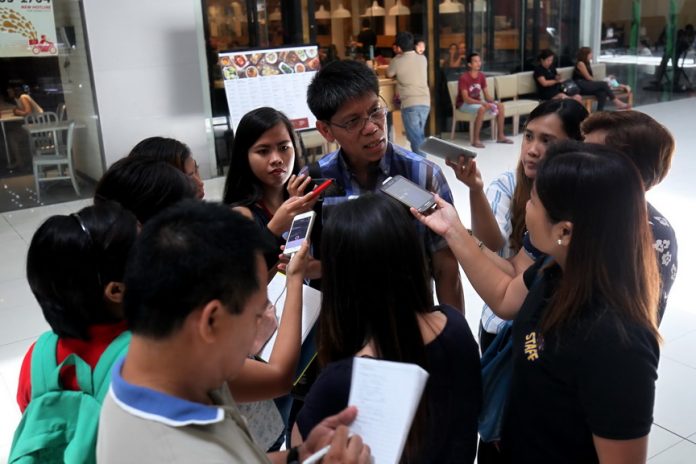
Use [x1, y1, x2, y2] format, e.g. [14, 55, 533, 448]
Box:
[109, 357, 224, 427]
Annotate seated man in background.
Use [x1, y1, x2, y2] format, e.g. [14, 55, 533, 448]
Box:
[456, 52, 513, 148]
[305, 59, 464, 311]
[97, 201, 370, 463]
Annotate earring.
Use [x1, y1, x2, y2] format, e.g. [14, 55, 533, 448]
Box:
[557, 239, 563, 246]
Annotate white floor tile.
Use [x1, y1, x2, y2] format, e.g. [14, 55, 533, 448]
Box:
[654, 358, 696, 438]
[0, 280, 35, 313]
[649, 424, 685, 458]
[662, 329, 696, 370]
[0, 305, 48, 347]
[0, 375, 21, 463]
[648, 439, 696, 463]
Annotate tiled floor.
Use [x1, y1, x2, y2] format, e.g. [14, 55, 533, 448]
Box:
[0, 99, 694, 461]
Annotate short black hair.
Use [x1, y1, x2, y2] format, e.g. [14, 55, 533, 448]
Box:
[307, 60, 379, 121]
[27, 202, 138, 340]
[128, 136, 192, 173]
[395, 31, 415, 52]
[466, 52, 479, 64]
[538, 48, 555, 61]
[95, 156, 196, 224]
[123, 200, 272, 339]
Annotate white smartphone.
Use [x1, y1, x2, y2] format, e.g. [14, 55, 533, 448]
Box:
[418, 136, 478, 161]
[380, 175, 436, 213]
[283, 211, 316, 255]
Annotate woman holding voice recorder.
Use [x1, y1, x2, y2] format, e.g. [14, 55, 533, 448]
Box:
[413, 141, 660, 463]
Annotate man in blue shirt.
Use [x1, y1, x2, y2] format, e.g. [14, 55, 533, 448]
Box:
[304, 60, 464, 311]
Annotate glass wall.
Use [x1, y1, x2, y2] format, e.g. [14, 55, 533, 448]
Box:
[0, 0, 102, 212]
[600, 0, 696, 106]
[200, 0, 580, 169]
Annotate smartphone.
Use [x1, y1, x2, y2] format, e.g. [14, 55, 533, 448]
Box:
[308, 177, 345, 198]
[418, 136, 478, 162]
[283, 211, 316, 255]
[308, 178, 333, 200]
[380, 175, 436, 213]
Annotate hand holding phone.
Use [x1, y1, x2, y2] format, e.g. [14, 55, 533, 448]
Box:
[380, 175, 436, 213]
[418, 136, 478, 162]
[283, 211, 316, 255]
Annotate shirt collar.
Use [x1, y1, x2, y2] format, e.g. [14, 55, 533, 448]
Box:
[109, 357, 224, 427]
[336, 142, 393, 180]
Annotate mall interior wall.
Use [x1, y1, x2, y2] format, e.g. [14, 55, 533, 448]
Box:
[82, 0, 214, 176]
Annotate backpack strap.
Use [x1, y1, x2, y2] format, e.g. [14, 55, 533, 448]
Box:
[29, 331, 59, 399]
[93, 331, 131, 401]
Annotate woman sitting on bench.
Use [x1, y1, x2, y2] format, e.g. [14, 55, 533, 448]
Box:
[573, 47, 630, 111]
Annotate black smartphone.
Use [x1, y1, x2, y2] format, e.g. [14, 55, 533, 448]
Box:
[418, 136, 478, 162]
[380, 175, 436, 213]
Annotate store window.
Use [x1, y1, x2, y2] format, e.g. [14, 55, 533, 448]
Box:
[600, 0, 695, 106]
[0, 0, 101, 212]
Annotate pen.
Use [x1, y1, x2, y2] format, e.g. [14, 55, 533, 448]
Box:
[301, 444, 330, 464]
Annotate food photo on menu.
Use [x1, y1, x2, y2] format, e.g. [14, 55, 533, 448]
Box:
[220, 46, 319, 80]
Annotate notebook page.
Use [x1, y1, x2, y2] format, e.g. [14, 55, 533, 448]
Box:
[259, 272, 321, 362]
[348, 357, 429, 464]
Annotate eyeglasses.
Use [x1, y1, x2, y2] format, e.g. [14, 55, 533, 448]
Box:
[327, 106, 388, 134]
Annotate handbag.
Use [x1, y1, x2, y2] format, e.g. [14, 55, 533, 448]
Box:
[478, 256, 552, 443]
[562, 79, 580, 96]
[478, 319, 514, 443]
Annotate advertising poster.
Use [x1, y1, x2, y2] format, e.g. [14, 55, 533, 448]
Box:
[0, 1, 57, 58]
[219, 45, 320, 131]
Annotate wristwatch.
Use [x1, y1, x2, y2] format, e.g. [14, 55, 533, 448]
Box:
[286, 446, 301, 464]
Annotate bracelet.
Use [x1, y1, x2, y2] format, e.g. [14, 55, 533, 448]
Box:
[467, 229, 485, 250]
[286, 446, 300, 464]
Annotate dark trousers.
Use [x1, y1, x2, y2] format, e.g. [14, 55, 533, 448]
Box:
[576, 79, 615, 110]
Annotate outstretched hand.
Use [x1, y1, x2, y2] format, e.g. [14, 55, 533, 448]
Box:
[445, 156, 483, 192]
[410, 194, 464, 239]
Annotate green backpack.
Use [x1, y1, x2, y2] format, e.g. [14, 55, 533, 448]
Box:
[9, 330, 130, 463]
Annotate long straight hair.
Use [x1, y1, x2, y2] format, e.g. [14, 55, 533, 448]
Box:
[222, 107, 301, 207]
[535, 142, 660, 341]
[576, 46, 592, 67]
[509, 99, 588, 251]
[319, 194, 432, 461]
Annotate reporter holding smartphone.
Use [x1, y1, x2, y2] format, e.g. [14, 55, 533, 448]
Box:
[412, 142, 659, 464]
[223, 107, 319, 272]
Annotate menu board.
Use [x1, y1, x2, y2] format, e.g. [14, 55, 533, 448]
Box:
[219, 45, 320, 132]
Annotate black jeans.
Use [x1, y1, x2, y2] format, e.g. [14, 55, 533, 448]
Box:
[576, 79, 616, 110]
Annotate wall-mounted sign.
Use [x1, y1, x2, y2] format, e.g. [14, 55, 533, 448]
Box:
[219, 45, 320, 131]
[0, 1, 57, 57]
